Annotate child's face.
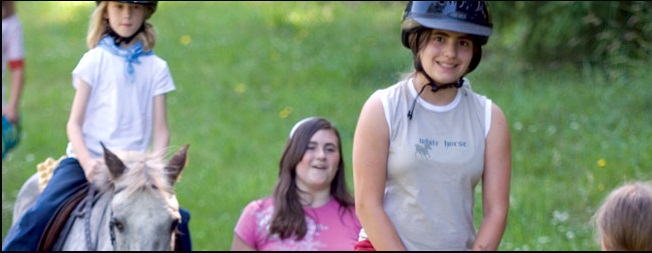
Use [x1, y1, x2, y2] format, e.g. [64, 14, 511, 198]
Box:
[294, 129, 341, 195]
[419, 29, 474, 84]
[106, 1, 146, 39]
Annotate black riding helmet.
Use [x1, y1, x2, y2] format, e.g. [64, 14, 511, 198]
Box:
[401, 1, 493, 74]
[96, 1, 158, 18]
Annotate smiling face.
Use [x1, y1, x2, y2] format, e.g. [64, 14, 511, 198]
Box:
[106, 1, 146, 38]
[294, 129, 341, 193]
[419, 29, 475, 84]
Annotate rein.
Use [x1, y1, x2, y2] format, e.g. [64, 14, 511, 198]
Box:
[76, 183, 114, 250]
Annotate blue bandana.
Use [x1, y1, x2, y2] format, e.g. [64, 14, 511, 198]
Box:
[98, 36, 154, 83]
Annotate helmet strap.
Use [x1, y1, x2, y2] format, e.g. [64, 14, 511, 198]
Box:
[106, 23, 145, 46]
[414, 61, 463, 92]
[408, 61, 463, 120]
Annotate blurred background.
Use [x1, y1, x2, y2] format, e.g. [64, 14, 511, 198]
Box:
[2, 1, 650, 250]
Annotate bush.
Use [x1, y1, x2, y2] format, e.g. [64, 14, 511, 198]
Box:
[490, 1, 652, 72]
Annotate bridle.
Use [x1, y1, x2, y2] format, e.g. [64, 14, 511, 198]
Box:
[81, 183, 178, 250]
[77, 183, 114, 251]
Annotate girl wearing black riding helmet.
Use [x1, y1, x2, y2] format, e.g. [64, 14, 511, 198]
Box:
[3, 1, 192, 250]
[352, 1, 511, 250]
[89, 0, 157, 49]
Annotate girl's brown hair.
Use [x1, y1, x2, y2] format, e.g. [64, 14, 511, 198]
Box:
[2, 1, 16, 19]
[399, 28, 432, 80]
[86, 1, 157, 51]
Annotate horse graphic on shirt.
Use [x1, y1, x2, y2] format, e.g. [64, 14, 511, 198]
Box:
[415, 142, 432, 159]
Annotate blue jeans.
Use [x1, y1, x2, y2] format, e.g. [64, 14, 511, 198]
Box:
[2, 157, 192, 251]
[178, 208, 192, 251]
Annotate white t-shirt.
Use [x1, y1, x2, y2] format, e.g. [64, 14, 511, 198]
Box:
[66, 45, 175, 158]
[2, 14, 25, 110]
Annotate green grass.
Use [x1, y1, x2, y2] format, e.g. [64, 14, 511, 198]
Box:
[3, 2, 650, 251]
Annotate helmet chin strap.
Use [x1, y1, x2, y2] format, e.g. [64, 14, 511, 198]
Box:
[414, 62, 463, 92]
[407, 61, 463, 120]
[106, 23, 145, 46]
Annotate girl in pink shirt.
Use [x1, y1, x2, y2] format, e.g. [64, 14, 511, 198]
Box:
[232, 117, 361, 251]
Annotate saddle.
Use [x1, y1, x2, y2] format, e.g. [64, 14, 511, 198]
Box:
[37, 182, 90, 251]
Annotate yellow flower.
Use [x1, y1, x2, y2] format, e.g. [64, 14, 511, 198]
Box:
[597, 159, 606, 167]
[180, 35, 192, 45]
[234, 83, 246, 94]
[279, 107, 293, 119]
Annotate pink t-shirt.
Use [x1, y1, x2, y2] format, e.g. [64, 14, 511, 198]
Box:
[234, 197, 361, 251]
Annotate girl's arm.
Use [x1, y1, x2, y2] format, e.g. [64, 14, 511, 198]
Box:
[67, 79, 97, 181]
[473, 103, 511, 251]
[4, 66, 24, 124]
[230, 234, 255, 251]
[352, 94, 406, 251]
[151, 94, 169, 155]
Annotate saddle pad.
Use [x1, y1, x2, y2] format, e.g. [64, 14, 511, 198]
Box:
[36, 156, 65, 192]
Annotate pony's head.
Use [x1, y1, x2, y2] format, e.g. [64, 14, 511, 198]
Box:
[96, 143, 189, 251]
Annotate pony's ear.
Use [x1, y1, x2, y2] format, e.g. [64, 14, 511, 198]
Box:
[101, 142, 126, 180]
[165, 144, 189, 185]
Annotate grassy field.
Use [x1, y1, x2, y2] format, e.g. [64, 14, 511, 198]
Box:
[3, 2, 650, 251]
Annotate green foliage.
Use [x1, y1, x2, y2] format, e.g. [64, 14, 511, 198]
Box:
[490, 1, 652, 72]
[3, 1, 650, 251]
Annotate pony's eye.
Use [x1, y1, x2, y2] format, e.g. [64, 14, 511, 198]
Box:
[111, 218, 124, 231]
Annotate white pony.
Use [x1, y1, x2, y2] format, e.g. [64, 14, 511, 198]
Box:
[11, 144, 189, 251]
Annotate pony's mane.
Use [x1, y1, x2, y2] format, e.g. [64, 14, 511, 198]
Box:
[92, 149, 174, 196]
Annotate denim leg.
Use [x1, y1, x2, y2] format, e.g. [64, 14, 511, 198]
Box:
[2, 158, 86, 251]
[178, 207, 192, 251]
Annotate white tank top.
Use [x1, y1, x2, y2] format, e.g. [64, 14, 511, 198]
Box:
[375, 77, 491, 250]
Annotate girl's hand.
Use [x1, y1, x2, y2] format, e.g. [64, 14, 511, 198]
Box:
[80, 157, 99, 182]
[2, 107, 20, 124]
